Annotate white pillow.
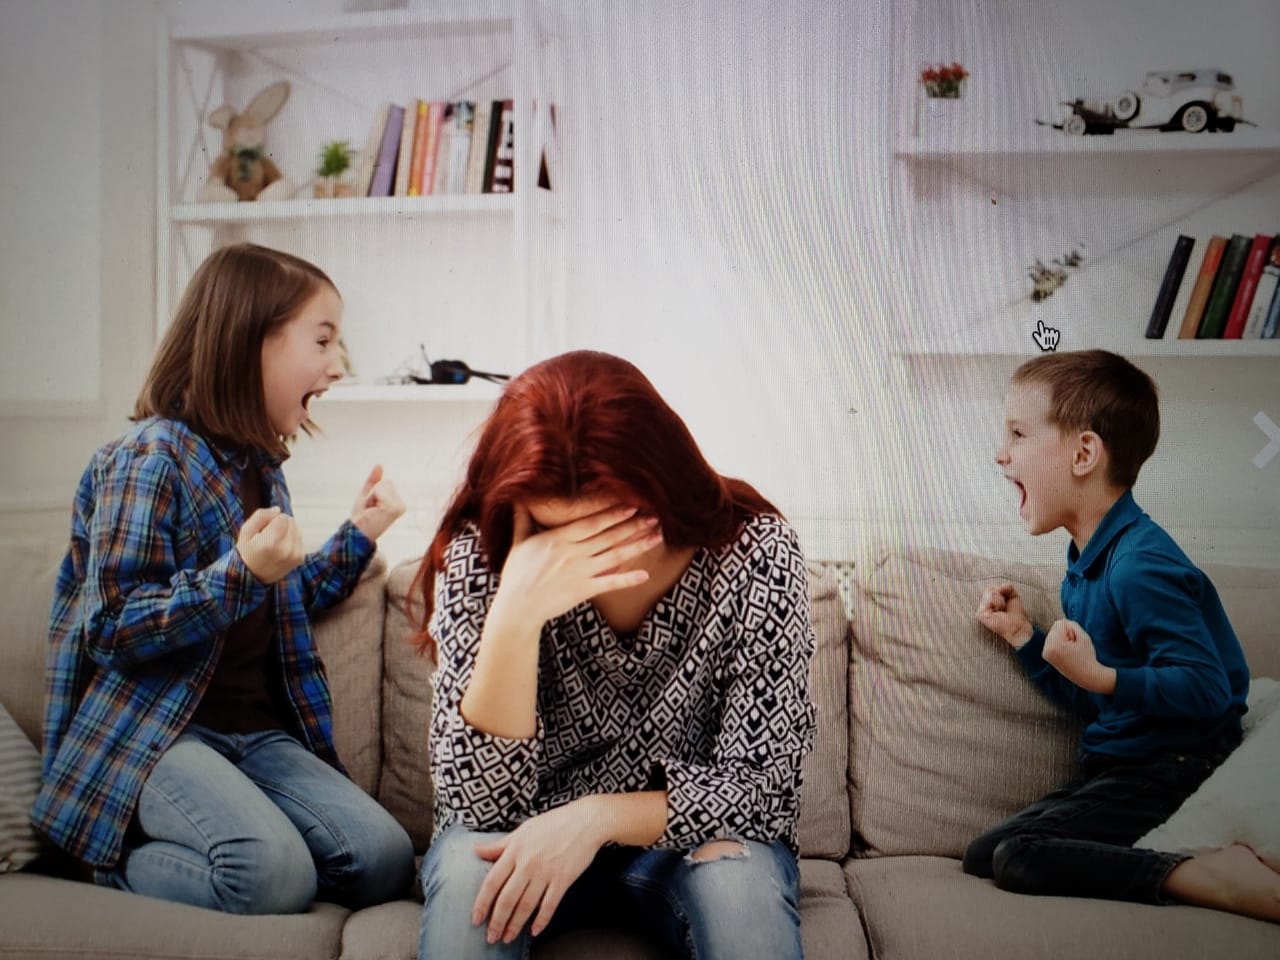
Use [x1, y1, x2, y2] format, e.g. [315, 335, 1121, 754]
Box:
[1138, 677, 1280, 861]
[0, 702, 44, 872]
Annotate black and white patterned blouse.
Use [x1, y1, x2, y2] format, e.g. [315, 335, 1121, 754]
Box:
[428, 512, 817, 854]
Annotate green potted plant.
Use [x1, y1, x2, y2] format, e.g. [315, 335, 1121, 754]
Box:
[314, 139, 354, 197]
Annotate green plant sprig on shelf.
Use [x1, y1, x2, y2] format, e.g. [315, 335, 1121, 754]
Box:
[316, 140, 353, 178]
[920, 62, 969, 99]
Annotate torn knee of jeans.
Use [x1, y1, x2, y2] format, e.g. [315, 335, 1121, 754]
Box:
[685, 839, 749, 864]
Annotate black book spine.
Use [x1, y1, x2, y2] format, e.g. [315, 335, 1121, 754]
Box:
[1145, 234, 1195, 338]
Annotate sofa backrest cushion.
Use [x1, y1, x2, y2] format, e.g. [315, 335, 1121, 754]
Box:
[1203, 562, 1280, 679]
[378, 559, 436, 852]
[311, 555, 388, 798]
[847, 546, 1082, 859]
[798, 562, 852, 859]
[846, 542, 1280, 860]
[376, 557, 853, 859]
[0, 536, 67, 746]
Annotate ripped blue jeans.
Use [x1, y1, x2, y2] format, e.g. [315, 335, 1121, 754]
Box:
[418, 825, 802, 959]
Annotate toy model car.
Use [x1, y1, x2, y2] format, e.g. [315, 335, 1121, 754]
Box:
[1047, 69, 1243, 135]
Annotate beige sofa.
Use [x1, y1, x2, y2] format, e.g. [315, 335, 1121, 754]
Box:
[1, 534, 1277, 960]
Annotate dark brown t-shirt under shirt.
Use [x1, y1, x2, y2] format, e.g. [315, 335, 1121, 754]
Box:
[190, 463, 285, 734]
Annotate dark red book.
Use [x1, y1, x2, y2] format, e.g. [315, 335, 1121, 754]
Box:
[1222, 233, 1275, 338]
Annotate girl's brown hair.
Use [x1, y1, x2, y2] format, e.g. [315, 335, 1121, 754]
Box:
[133, 243, 337, 457]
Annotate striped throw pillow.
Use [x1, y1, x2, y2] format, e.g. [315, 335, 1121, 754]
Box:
[0, 702, 43, 872]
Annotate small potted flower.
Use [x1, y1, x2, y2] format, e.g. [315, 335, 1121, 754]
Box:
[314, 139, 354, 198]
[921, 62, 969, 99]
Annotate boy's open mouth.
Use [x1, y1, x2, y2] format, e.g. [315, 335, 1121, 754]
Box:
[1008, 477, 1027, 512]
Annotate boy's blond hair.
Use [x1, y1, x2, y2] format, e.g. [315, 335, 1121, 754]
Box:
[1012, 349, 1159, 489]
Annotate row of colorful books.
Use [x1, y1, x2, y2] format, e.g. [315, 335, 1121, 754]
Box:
[1146, 233, 1280, 339]
[355, 98, 515, 199]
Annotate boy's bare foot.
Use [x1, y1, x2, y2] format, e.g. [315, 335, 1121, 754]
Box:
[1162, 844, 1280, 923]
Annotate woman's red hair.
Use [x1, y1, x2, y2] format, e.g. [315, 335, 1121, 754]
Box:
[412, 350, 778, 656]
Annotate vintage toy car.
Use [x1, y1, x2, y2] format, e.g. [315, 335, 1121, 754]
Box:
[1046, 69, 1243, 135]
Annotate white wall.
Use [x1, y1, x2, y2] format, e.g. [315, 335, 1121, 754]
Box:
[1, 0, 1276, 570]
[0, 0, 157, 540]
[0, 0, 102, 409]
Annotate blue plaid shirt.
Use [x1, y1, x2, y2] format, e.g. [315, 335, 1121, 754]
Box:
[33, 417, 375, 869]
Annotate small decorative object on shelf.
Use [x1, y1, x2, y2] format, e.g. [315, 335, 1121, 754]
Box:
[1038, 69, 1247, 136]
[379, 344, 510, 386]
[920, 62, 969, 99]
[1028, 246, 1085, 302]
[196, 81, 295, 202]
[313, 140, 355, 198]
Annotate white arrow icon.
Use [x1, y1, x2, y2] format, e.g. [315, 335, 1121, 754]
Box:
[1254, 411, 1280, 469]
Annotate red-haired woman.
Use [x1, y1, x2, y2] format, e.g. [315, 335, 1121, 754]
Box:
[413, 351, 816, 959]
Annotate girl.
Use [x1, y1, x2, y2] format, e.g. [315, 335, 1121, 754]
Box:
[413, 350, 817, 958]
[33, 243, 415, 914]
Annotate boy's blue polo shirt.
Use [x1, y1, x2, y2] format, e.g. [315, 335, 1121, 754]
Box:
[1016, 490, 1249, 758]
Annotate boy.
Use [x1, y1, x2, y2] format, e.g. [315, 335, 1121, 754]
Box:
[965, 349, 1280, 922]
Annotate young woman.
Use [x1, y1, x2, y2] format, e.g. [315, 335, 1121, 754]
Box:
[414, 350, 817, 958]
[34, 243, 415, 914]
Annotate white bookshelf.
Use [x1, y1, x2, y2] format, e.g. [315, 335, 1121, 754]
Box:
[156, 0, 566, 399]
[893, 130, 1280, 359]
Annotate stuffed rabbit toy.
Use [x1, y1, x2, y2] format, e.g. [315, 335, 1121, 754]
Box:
[197, 81, 295, 202]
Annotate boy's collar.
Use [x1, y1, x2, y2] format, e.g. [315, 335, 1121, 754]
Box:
[1066, 489, 1143, 574]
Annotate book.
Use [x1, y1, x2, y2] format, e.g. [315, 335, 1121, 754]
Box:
[1262, 280, 1280, 338]
[537, 101, 557, 190]
[407, 99, 431, 196]
[1144, 235, 1195, 338]
[443, 100, 475, 194]
[1242, 237, 1280, 339]
[463, 99, 494, 194]
[1222, 233, 1275, 338]
[418, 101, 446, 195]
[356, 102, 391, 197]
[368, 103, 405, 198]
[432, 102, 455, 195]
[393, 98, 420, 197]
[1196, 233, 1250, 338]
[1177, 235, 1227, 338]
[480, 99, 505, 192]
[488, 99, 515, 193]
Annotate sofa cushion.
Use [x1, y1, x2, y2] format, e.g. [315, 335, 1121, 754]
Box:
[0, 703, 44, 872]
[309, 554, 388, 798]
[1199, 562, 1280, 678]
[336, 858, 867, 960]
[0, 873, 348, 960]
[378, 559, 436, 852]
[844, 855, 1280, 960]
[797, 562, 851, 859]
[0, 536, 66, 746]
[847, 546, 1082, 858]
[378, 558, 853, 859]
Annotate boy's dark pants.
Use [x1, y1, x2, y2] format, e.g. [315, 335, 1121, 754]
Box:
[963, 734, 1239, 905]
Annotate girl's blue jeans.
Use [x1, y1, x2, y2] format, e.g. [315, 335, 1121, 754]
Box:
[418, 824, 803, 959]
[103, 724, 415, 914]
